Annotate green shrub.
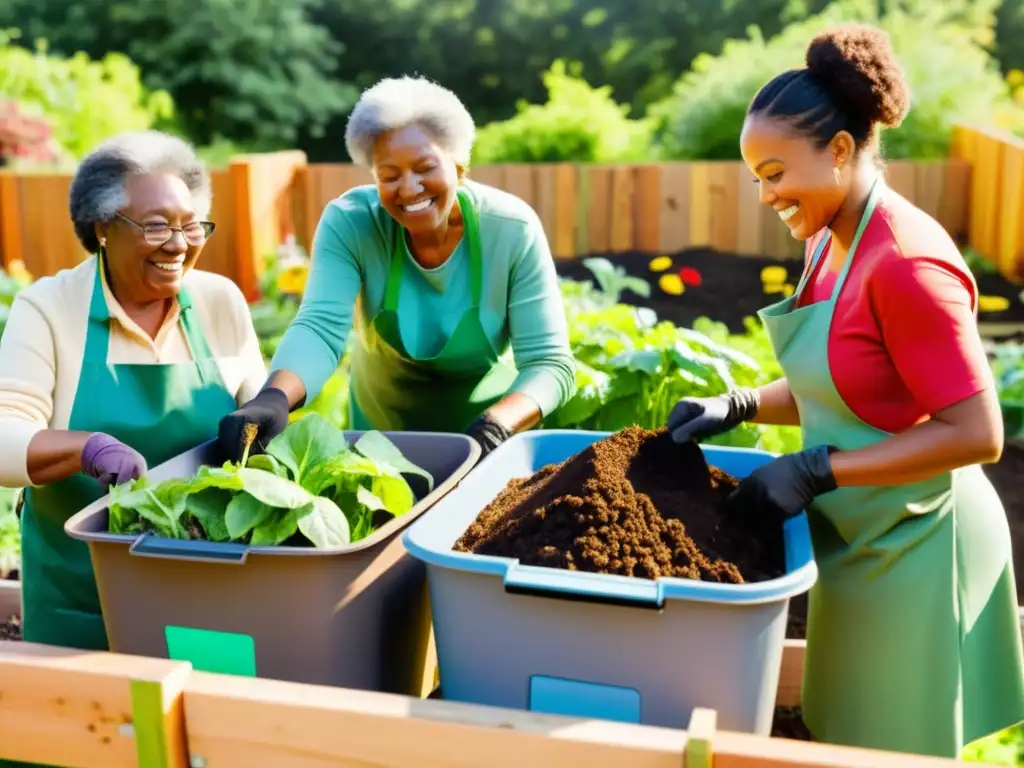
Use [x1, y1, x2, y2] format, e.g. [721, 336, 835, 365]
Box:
[471, 60, 653, 164]
[649, 0, 1023, 161]
[0, 29, 174, 162]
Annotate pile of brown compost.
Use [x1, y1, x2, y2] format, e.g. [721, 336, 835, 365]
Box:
[454, 426, 785, 583]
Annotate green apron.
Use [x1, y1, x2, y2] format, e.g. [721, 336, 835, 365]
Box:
[348, 187, 519, 432]
[758, 178, 1024, 757]
[19, 257, 238, 650]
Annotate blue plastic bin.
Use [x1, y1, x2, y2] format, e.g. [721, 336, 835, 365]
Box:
[403, 430, 818, 735]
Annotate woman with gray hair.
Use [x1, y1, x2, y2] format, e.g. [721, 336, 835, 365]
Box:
[0, 129, 266, 650]
[217, 76, 575, 462]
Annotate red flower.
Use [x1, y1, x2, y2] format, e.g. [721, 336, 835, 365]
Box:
[678, 267, 702, 286]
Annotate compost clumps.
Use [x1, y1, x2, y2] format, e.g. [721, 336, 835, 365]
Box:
[455, 426, 784, 583]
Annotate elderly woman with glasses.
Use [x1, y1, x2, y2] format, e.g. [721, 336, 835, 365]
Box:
[217, 76, 575, 463]
[0, 130, 267, 651]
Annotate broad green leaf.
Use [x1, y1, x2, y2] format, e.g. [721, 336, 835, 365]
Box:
[354, 431, 434, 491]
[246, 453, 289, 478]
[186, 489, 232, 541]
[297, 496, 351, 547]
[236, 467, 317, 509]
[250, 506, 305, 546]
[225, 492, 275, 540]
[266, 412, 351, 479]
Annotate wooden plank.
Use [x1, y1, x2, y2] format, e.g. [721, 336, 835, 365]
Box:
[885, 160, 916, 201]
[502, 165, 534, 209]
[0, 642, 190, 768]
[689, 162, 712, 247]
[0, 172, 23, 268]
[199, 169, 238, 283]
[975, 130, 1003, 260]
[708, 161, 739, 253]
[658, 163, 690, 252]
[609, 166, 635, 252]
[735, 165, 763, 256]
[633, 165, 662, 252]
[552, 164, 577, 259]
[532, 165, 557, 248]
[586, 166, 612, 253]
[997, 141, 1024, 278]
[183, 670, 692, 768]
[939, 158, 971, 243]
[467, 165, 505, 190]
[912, 162, 944, 222]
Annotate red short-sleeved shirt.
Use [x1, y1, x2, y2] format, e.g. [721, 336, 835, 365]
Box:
[793, 192, 992, 434]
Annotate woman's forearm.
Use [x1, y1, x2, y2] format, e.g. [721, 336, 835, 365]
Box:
[829, 399, 1003, 487]
[265, 370, 308, 410]
[485, 392, 542, 433]
[26, 430, 93, 485]
[750, 378, 801, 427]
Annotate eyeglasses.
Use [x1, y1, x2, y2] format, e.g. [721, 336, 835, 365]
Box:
[115, 213, 216, 246]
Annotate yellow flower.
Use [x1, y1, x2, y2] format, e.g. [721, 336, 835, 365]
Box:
[760, 266, 787, 284]
[276, 264, 308, 295]
[648, 255, 673, 272]
[979, 295, 1010, 313]
[783, 283, 795, 297]
[763, 281, 786, 295]
[659, 273, 684, 295]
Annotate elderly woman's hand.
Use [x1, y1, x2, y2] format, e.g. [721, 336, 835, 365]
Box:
[80, 433, 148, 488]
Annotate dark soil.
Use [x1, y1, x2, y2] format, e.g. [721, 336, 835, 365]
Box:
[1, 614, 20, 641]
[772, 706, 813, 740]
[455, 426, 785, 584]
[554, 248, 1024, 334]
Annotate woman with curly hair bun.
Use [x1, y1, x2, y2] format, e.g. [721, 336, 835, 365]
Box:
[665, 24, 1024, 756]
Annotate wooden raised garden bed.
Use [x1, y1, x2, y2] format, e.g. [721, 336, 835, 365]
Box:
[0, 637, 1002, 768]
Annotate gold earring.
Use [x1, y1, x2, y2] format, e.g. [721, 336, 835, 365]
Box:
[833, 167, 841, 184]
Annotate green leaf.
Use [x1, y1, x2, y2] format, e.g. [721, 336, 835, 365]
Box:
[354, 431, 434, 491]
[250, 507, 304, 546]
[225, 492, 275, 540]
[266, 412, 351, 480]
[246, 453, 289, 478]
[185, 489, 232, 541]
[297, 497, 351, 547]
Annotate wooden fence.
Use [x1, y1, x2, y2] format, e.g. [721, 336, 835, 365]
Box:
[0, 150, 986, 301]
[0, 637, 996, 767]
[952, 124, 1024, 280]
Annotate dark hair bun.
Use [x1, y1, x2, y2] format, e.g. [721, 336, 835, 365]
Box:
[806, 24, 910, 129]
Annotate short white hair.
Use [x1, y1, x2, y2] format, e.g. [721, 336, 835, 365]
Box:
[344, 76, 476, 169]
[69, 130, 212, 253]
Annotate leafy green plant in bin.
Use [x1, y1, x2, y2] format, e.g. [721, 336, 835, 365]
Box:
[106, 414, 433, 547]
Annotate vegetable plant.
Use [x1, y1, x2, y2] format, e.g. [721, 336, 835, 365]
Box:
[107, 414, 433, 548]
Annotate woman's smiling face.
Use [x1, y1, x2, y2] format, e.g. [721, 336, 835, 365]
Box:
[740, 112, 847, 241]
[372, 123, 462, 236]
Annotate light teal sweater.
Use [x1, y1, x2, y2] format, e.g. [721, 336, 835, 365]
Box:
[270, 180, 576, 417]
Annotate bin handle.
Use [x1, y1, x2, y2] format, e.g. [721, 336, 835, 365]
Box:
[128, 533, 249, 564]
[503, 564, 664, 609]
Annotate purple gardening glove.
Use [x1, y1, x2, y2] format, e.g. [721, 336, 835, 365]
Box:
[80, 433, 148, 488]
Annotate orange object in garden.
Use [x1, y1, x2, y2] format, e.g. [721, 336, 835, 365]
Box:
[678, 267, 702, 286]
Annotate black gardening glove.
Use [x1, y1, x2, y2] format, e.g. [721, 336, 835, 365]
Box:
[216, 387, 291, 463]
[465, 413, 513, 460]
[725, 445, 838, 524]
[666, 388, 760, 443]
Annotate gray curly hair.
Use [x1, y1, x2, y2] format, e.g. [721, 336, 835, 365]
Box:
[68, 130, 212, 253]
[344, 76, 476, 169]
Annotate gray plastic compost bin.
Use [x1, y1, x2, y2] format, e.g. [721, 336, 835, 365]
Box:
[403, 429, 818, 736]
[65, 431, 479, 694]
